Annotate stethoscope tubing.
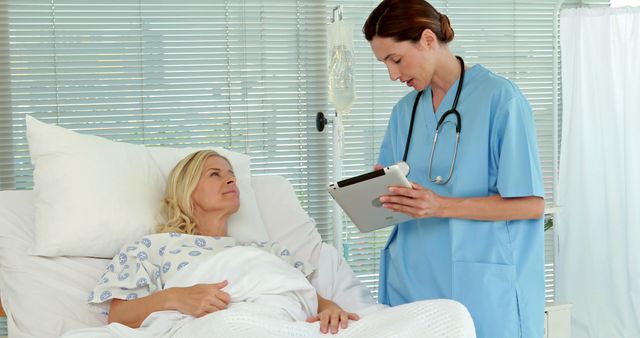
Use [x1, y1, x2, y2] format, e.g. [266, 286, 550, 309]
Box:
[401, 56, 465, 185]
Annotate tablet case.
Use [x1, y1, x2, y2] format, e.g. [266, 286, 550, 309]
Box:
[328, 165, 413, 232]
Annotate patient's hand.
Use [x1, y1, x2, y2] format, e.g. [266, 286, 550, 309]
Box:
[168, 280, 231, 317]
[108, 280, 230, 328]
[308, 294, 360, 334]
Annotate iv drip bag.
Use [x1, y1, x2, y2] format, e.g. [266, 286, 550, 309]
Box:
[328, 19, 355, 116]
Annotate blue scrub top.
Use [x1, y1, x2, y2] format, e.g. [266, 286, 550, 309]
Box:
[377, 65, 545, 338]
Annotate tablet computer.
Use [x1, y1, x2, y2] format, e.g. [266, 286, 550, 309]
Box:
[328, 164, 413, 233]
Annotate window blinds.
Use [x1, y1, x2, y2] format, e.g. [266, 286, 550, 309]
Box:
[0, 0, 333, 237]
[1, 0, 607, 304]
[326, 0, 605, 301]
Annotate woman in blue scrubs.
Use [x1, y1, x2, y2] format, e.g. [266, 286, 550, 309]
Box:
[363, 1, 545, 337]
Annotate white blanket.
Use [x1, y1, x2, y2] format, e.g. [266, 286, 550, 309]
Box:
[62, 244, 476, 338]
[62, 300, 476, 338]
[166, 245, 318, 321]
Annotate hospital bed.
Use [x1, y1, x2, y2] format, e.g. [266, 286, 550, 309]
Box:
[0, 117, 476, 338]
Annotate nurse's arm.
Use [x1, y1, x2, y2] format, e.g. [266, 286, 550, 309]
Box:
[382, 183, 544, 221]
[438, 194, 545, 221]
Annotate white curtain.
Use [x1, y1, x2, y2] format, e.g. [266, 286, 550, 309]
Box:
[557, 6, 640, 338]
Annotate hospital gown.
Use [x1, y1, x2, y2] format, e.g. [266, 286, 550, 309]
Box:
[89, 233, 314, 310]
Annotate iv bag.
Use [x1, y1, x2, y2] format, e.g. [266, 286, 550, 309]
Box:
[328, 20, 355, 116]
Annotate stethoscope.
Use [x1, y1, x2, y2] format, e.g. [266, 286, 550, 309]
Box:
[398, 55, 464, 185]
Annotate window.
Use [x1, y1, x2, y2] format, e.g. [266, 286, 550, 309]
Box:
[1, 0, 608, 305]
[328, 0, 599, 302]
[0, 0, 332, 237]
[611, 0, 640, 7]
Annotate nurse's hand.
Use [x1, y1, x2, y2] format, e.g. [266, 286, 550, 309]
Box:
[373, 164, 384, 171]
[380, 182, 443, 218]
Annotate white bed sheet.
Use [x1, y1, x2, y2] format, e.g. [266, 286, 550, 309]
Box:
[60, 243, 475, 338]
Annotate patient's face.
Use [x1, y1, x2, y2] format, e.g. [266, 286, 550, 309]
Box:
[191, 156, 240, 217]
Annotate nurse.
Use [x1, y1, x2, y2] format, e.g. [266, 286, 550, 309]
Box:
[363, 1, 546, 337]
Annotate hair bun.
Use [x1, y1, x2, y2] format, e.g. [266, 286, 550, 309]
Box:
[439, 14, 455, 42]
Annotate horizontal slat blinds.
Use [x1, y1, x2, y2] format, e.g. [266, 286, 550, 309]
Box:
[1, 0, 612, 306]
[0, 0, 333, 238]
[440, 0, 560, 205]
[544, 219, 555, 302]
[325, 1, 411, 300]
[327, 0, 610, 301]
[0, 1, 10, 191]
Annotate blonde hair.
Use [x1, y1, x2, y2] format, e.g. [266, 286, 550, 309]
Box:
[157, 150, 233, 235]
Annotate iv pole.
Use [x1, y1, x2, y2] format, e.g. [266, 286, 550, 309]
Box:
[317, 5, 353, 257]
[330, 5, 345, 257]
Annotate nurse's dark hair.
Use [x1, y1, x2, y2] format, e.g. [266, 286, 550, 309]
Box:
[363, 0, 454, 43]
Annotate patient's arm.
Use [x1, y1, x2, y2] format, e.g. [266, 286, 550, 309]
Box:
[307, 293, 359, 334]
[108, 281, 230, 328]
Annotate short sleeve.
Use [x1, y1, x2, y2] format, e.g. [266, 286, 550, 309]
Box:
[491, 95, 544, 198]
[88, 236, 162, 304]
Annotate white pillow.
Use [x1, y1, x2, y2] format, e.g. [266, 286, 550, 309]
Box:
[252, 175, 323, 267]
[26, 115, 268, 258]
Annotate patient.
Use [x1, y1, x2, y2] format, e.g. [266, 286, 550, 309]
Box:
[89, 150, 359, 335]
